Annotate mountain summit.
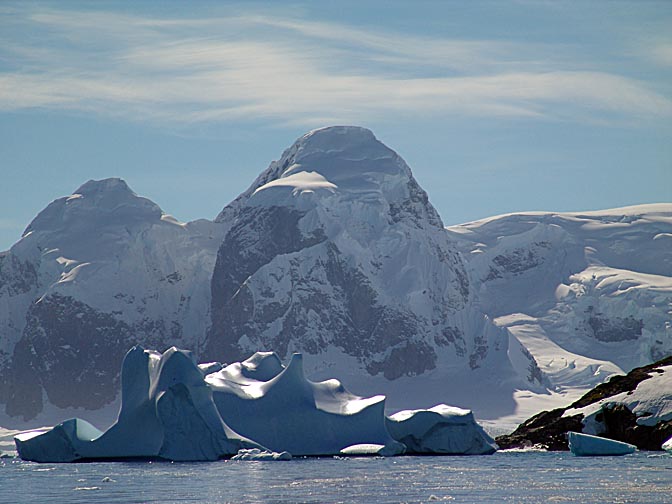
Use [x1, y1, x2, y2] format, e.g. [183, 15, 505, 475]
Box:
[217, 126, 443, 229]
[24, 178, 161, 238]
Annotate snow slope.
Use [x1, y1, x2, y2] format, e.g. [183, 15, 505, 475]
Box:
[446, 205, 672, 424]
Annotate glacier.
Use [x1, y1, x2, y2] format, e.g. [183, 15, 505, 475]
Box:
[14, 346, 498, 462]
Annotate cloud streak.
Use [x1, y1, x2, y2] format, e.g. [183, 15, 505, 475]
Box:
[1, 7, 671, 128]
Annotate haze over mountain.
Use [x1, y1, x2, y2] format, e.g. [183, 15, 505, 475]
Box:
[1, 126, 670, 429]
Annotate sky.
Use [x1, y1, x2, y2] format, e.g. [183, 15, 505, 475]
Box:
[1, 0, 671, 251]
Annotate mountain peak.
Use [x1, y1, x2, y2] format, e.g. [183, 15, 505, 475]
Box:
[295, 125, 379, 151]
[73, 177, 134, 197]
[216, 125, 442, 229]
[273, 125, 397, 181]
[23, 178, 162, 238]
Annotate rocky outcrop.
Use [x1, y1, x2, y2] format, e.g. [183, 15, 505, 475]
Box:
[496, 356, 672, 450]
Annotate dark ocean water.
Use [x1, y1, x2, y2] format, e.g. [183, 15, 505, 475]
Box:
[1, 451, 670, 504]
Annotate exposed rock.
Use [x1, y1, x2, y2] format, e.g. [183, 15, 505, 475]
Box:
[496, 356, 672, 450]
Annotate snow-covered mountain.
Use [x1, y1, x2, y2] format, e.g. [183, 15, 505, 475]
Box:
[446, 205, 672, 395]
[0, 179, 225, 419]
[206, 126, 505, 383]
[0, 126, 670, 428]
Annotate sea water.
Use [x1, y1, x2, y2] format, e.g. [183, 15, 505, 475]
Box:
[1, 451, 670, 503]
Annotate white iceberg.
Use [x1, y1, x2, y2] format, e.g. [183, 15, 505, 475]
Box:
[15, 346, 502, 462]
[568, 431, 636, 456]
[15, 346, 259, 462]
[385, 404, 498, 455]
[662, 436, 672, 452]
[206, 352, 406, 457]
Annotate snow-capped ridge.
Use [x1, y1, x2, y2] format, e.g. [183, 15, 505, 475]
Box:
[449, 203, 672, 230]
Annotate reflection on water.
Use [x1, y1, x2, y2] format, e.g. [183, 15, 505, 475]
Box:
[1, 452, 671, 504]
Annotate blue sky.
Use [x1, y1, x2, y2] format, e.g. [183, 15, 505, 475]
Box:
[1, 1, 671, 250]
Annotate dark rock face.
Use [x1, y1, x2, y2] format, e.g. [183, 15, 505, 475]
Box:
[206, 220, 441, 378]
[206, 206, 326, 361]
[388, 178, 444, 230]
[585, 306, 643, 343]
[4, 294, 183, 420]
[0, 252, 38, 296]
[366, 340, 437, 380]
[496, 409, 584, 451]
[484, 242, 551, 282]
[496, 356, 672, 450]
[598, 403, 672, 451]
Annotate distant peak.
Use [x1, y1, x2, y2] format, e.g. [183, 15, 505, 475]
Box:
[300, 125, 376, 144]
[215, 125, 444, 228]
[288, 126, 384, 160]
[73, 178, 134, 197]
[23, 177, 162, 237]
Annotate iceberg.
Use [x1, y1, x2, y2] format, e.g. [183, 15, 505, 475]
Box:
[567, 431, 636, 456]
[385, 404, 498, 455]
[206, 352, 405, 457]
[662, 436, 672, 452]
[15, 346, 260, 462]
[15, 346, 499, 462]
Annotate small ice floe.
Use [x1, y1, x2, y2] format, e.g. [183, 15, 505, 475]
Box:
[568, 432, 636, 456]
[662, 436, 672, 452]
[231, 449, 291, 461]
[338, 443, 403, 457]
[101, 476, 116, 483]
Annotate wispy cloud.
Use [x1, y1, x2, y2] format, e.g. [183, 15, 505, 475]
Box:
[650, 42, 672, 67]
[1, 6, 670, 128]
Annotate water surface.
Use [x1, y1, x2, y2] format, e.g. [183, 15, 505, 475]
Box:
[1, 451, 670, 503]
